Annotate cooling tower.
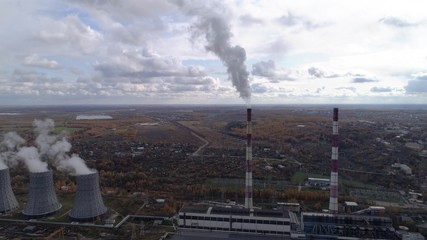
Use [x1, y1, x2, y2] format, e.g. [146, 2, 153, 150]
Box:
[22, 171, 62, 217]
[329, 108, 339, 214]
[244, 108, 253, 211]
[0, 168, 19, 212]
[69, 172, 107, 221]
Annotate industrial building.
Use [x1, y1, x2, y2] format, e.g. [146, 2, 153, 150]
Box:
[301, 212, 398, 239]
[305, 177, 330, 187]
[69, 171, 108, 221]
[177, 107, 415, 239]
[22, 171, 62, 218]
[178, 204, 297, 235]
[0, 168, 19, 213]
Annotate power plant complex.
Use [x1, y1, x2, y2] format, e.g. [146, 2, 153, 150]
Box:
[178, 107, 412, 239]
[0, 107, 423, 239]
[0, 168, 107, 221]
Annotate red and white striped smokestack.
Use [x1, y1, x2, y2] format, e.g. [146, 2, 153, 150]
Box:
[329, 108, 339, 214]
[245, 108, 253, 211]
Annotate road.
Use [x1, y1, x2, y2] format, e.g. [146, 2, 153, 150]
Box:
[191, 132, 210, 156]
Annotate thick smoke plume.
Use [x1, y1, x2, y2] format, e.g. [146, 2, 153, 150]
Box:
[0, 131, 25, 170]
[17, 146, 48, 173]
[174, 0, 251, 103]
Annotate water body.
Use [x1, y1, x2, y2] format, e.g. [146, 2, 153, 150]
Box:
[76, 115, 112, 120]
[0, 113, 21, 115]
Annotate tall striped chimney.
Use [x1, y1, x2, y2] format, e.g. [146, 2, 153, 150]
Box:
[329, 108, 339, 214]
[245, 108, 253, 211]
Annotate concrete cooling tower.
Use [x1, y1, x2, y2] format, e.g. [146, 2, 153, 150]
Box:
[22, 171, 62, 217]
[0, 168, 19, 212]
[69, 172, 107, 221]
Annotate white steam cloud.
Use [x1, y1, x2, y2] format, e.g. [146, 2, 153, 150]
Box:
[17, 146, 48, 173]
[57, 155, 94, 175]
[2, 119, 94, 175]
[174, 0, 251, 103]
[0, 131, 25, 170]
[31, 119, 94, 175]
[34, 119, 57, 156]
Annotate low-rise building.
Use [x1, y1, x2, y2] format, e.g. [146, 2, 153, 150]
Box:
[178, 205, 295, 235]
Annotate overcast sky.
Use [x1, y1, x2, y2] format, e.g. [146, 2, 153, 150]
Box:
[1, 0, 427, 105]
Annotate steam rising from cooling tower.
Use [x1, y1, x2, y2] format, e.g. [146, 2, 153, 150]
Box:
[174, 0, 251, 103]
[29, 119, 94, 175]
[17, 147, 48, 173]
[1, 119, 103, 217]
[0, 132, 25, 169]
[329, 108, 339, 214]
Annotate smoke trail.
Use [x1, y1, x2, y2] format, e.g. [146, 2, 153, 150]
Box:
[17, 146, 48, 173]
[0, 131, 25, 169]
[174, 0, 251, 102]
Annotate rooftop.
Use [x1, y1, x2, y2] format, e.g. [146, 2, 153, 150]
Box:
[170, 229, 291, 240]
[180, 205, 290, 218]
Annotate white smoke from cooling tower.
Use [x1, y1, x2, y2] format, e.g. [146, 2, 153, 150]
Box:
[31, 119, 94, 175]
[58, 155, 94, 175]
[33, 119, 57, 156]
[0, 131, 25, 169]
[17, 146, 48, 173]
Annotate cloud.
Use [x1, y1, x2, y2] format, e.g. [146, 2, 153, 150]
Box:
[252, 60, 276, 78]
[70, 0, 173, 22]
[251, 83, 267, 94]
[36, 15, 103, 55]
[251, 60, 296, 82]
[23, 54, 61, 69]
[94, 47, 206, 80]
[307, 67, 339, 78]
[379, 17, 422, 28]
[240, 14, 264, 26]
[405, 74, 427, 93]
[370, 87, 392, 93]
[336, 87, 356, 92]
[277, 11, 321, 30]
[352, 77, 378, 83]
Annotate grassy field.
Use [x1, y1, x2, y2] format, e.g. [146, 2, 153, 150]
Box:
[291, 171, 378, 190]
[291, 171, 328, 185]
[350, 189, 406, 205]
[53, 127, 84, 134]
[206, 177, 294, 191]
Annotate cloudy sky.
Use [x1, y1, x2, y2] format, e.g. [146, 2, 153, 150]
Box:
[1, 0, 427, 105]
